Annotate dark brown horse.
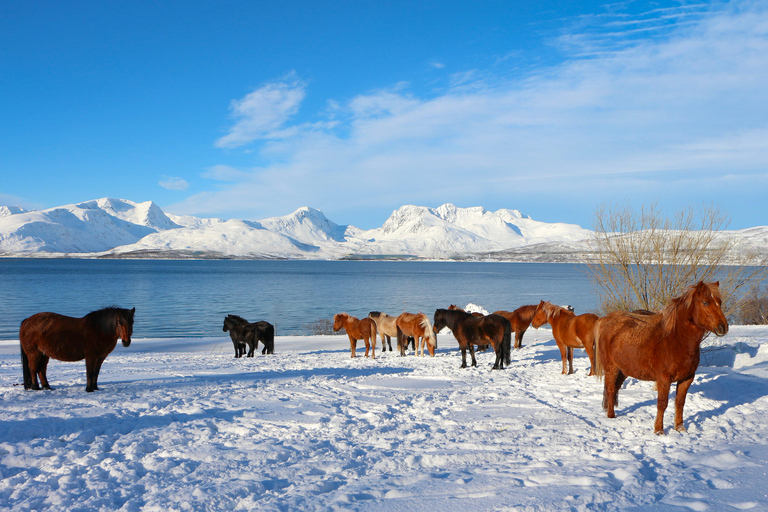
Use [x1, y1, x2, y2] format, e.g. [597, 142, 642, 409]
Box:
[20, 307, 135, 392]
[223, 314, 275, 357]
[594, 281, 728, 434]
[531, 301, 599, 375]
[433, 309, 511, 369]
[395, 312, 436, 356]
[492, 304, 537, 349]
[333, 313, 378, 358]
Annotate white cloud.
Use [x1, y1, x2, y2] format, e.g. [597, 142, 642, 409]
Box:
[173, 0, 768, 227]
[215, 73, 307, 149]
[159, 177, 189, 191]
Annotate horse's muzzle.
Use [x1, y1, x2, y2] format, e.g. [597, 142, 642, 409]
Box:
[122, 338, 132, 347]
[714, 324, 729, 337]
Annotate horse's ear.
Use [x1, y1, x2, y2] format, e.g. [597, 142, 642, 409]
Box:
[131, 307, 136, 315]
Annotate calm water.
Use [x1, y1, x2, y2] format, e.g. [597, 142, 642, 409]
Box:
[0, 259, 597, 340]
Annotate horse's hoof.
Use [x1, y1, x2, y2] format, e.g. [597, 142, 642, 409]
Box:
[675, 424, 687, 433]
[655, 429, 665, 435]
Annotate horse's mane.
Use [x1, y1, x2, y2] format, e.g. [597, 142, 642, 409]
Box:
[544, 302, 572, 321]
[418, 313, 437, 346]
[227, 314, 248, 324]
[660, 282, 721, 336]
[516, 304, 537, 322]
[86, 307, 133, 334]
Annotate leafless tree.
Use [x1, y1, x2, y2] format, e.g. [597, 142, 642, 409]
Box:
[584, 203, 767, 319]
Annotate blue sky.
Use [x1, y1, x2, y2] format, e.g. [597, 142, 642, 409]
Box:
[1, 0, 766, 229]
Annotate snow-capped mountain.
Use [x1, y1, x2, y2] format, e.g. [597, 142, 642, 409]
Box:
[3, 197, 759, 261]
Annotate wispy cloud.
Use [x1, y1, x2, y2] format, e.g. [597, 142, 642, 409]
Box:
[172, 1, 768, 227]
[159, 176, 189, 191]
[215, 72, 307, 149]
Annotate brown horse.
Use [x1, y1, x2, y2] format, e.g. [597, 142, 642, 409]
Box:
[448, 305, 488, 351]
[531, 301, 598, 375]
[20, 307, 135, 392]
[492, 304, 537, 349]
[395, 312, 436, 356]
[594, 281, 729, 434]
[333, 313, 378, 359]
[433, 309, 511, 369]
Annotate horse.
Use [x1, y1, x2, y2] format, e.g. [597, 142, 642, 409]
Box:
[368, 311, 415, 352]
[395, 312, 437, 356]
[432, 309, 511, 369]
[333, 313, 378, 358]
[448, 305, 488, 351]
[223, 315, 275, 357]
[492, 304, 537, 349]
[19, 307, 135, 392]
[594, 281, 729, 434]
[530, 301, 599, 375]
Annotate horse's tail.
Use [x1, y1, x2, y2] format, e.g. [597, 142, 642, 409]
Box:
[265, 324, 275, 354]
[593, 319, 604, 379]
[502, 319, 512, 366]
[20, 342, 32, 390]
[396, 326, 406, 356]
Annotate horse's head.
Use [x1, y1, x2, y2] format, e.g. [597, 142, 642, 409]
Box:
[691, 281, 729, 337]
[333, 313, 345, 332]
[419, 314, 437, 356]
[117, 307, 135, 347]
[531, 300, 549, 329]
[432, 309, 447, 334]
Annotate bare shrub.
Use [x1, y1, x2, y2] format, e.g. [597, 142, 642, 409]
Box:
[306, 318, 335, 335]
[584, 202, 767, 318]
[736, 285, 768, 325]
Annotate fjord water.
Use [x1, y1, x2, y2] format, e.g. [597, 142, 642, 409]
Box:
[0, 259, 596, 340]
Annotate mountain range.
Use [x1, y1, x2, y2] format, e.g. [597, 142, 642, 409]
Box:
[0, 198, 765, 261]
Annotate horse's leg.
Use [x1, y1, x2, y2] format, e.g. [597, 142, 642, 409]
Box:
[674, 376, 695, 432]
[469, 343, 477, 367]
[385, 335, 392, 351]
[515, 327, 526, 349]
[262, 339, 268, 355]
[567, 346, 574, 375]
[460, 344, 468, 368]
[556, 340, 568, 374]
[603, 366, 623, 418]
[363, 334, 371, 358]
[654, 379, 672, 435]
[348, 335, 357, 358]
[37, 355, 52, 390]
[85, 356, 101, 392]
[26, 350, 43, 390]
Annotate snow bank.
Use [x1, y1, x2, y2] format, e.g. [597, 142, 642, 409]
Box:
[1, 327, 768, 510]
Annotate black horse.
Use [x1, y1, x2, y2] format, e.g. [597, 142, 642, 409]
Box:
[222, 314, 275, 357]
[433, 309, 511, 369]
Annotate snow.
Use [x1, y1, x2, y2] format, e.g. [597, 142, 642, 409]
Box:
[2, 325, 768, 510]
[0, 199, 595, 259]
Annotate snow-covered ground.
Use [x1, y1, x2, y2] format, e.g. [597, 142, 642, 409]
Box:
[2, 326, 768, 511]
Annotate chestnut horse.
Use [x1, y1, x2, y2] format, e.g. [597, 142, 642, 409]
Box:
[432, 309, 511, 369]
[492, 304, 537, 349]
[333, 313, 378, 359]
[395, 312, 436, 356]
[20, 307, 135, 392]
[531, 301, 598, 375]
[594, 281, 729, 434]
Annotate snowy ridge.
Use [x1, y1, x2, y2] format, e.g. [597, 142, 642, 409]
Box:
[0, 198, 764, 260]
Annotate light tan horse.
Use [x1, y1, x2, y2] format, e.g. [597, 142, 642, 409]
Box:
[594, 281, 728, 434]
[531, 301, 598, 375]
[333, 313, 378, 359]
[368, 311, 399, 351]
[396, 312, 436, 356]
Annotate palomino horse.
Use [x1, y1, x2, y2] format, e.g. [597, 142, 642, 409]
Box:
[492, 304, 537, 349]
[368, 311, 416, 352]
[333, 313, 378, 359]
[395, 312, 436, 356]
[432, 309, 511, 369]
[594, 281, 729, 434]
[19, 307, 135, 392]
[531, 301, 598, 375]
